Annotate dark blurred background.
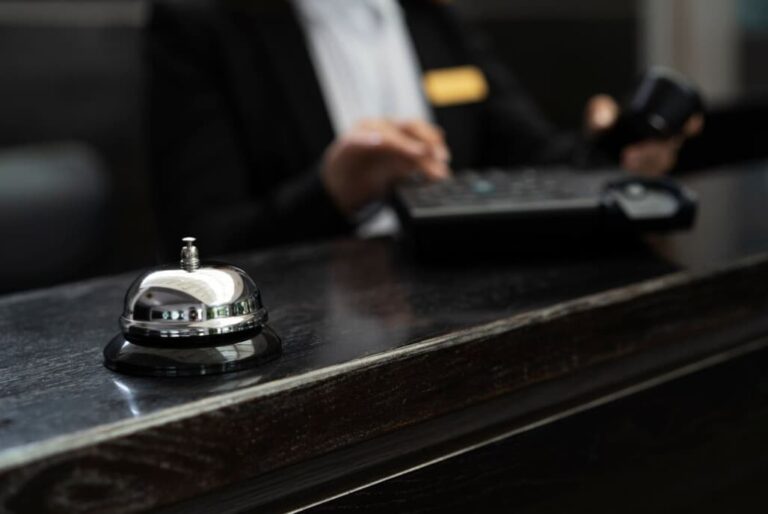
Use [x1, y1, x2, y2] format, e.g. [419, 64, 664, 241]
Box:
[0, 0, 767, 294]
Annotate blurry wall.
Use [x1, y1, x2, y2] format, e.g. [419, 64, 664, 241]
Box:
[741, 0, 768, 97]
[0, 1, 154, 283]
[642, 0, 741, 103]
[642, 0, 768, 104]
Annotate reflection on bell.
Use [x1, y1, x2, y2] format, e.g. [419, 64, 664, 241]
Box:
[104, 237, 282, 377]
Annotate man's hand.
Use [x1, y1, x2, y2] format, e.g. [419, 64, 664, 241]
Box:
[585, 94, 704, 176]
[321, 119, 451, 216]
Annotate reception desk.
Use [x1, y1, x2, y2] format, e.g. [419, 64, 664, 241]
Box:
[2, 163, 768, 513]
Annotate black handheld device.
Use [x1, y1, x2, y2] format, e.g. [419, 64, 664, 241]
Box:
[595, 67, 704, 160]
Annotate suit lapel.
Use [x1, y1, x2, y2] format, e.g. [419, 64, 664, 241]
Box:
[401, 0, 479, 168]
[229, 0, 335, 163]
[401, 1, 448, 124]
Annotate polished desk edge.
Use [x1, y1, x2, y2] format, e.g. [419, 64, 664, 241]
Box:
[2, 251, 768, 512]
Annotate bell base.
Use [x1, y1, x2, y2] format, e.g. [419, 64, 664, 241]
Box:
[103, 325, 282, 377]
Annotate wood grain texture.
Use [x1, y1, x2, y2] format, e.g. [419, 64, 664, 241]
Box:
[310, 342, 768, 513]
[0, 163, 767, 513]
[2, 252, 768, 513]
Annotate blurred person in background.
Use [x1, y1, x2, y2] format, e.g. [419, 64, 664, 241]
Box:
[148, 0, 702, 255]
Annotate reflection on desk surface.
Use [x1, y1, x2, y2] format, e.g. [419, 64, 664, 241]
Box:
[651, 161, 768, 271]
[0, 162, 766, 456]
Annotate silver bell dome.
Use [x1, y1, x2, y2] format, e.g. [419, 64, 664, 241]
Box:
[104, 237, 281, 377]
[120, 237, 267, 345]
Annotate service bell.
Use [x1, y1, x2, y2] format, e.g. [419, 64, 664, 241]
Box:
[104, 237, 282, 377]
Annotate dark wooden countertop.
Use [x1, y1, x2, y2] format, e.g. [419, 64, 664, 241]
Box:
[1, 162, 768, 513]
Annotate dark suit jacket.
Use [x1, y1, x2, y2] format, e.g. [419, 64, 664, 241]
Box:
[148, 0, 581, 256]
